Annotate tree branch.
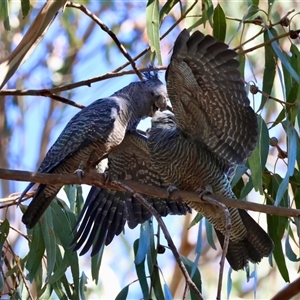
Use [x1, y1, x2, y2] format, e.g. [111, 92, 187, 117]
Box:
[0, 67, 167, 99]
[66, 2, 144, 81]
[0, 168, 299, 218]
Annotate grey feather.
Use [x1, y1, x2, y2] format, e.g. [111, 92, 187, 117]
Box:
[71, 131, 191, 255]
[20, 76, 168, 229]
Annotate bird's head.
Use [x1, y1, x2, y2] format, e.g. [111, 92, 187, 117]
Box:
[133, 71, 168, 118]
[150, 111, 177, 130]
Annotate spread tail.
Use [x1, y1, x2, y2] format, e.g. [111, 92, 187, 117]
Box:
[215, 209, 274, 271]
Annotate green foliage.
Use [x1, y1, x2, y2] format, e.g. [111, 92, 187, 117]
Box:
[1, 1, 300, 299]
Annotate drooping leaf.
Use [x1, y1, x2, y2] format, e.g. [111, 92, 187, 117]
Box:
[79, 272, 88, 300]
[91, 244, 104, 284]
[213, 4, 226, 42]
[146, 0, 162, 65]
[205, 218, 216, 250]
[201, 0, 214, 27]
[227, 267, 233, 299]
[64, 185, 77, 211]
[188, 213, 203, 229]
[147, 222, 164, 300]
[25, 224, 45, 282]
[269, 107, 286, 129]
[180, 255, 202, 299]
[51, 200, 80, 298]
[238, 53, 246, 80]
[285, 226, 300, 262]
[134, 239, 149, 299]
[191, 219, 203, 278]
[0, 219, 10, 257]
[21, 0, 31, 17]
[164, 283, 173, 300]
[41, 207, 56, 280]
[0, 0, 10, 30]
[115, 285, 129, 300]
[230, 4, 258, 44]
[159, 0, 179, 22]
[275, 121, 297, 206]
[248, 115, 269, 194]
[268, 29, 300, 83]
[135, 221, 151, 265]
[259, 29, 277, 110]
[267, 174, 289, 282]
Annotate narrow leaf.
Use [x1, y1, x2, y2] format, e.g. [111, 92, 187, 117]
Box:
[248, 116, 269, 194]
[0, 220, 10, 256]
[164, 283, 173, 300]
[267, 174, 289, 282]
[51, 200, 80, 297]
[41, 207, 56, 279]
[275, 121, 297, 205]
[25, 224, 45, 282]
[191, 220, 203, 278]
[21, 0, 31, 17]
[213, 4, 226, 42]
[159, 0, 179, 22]
[134, 239, 149, 299]
[115, 285, 129, 300]
[227, 268, 233, 299]
[180, 255, 202, 298]
[260, 30, 277, 110]
[188, 213, 203, 229]
[146, 0, 162, 65]
[135, 221, 151, 264]
[238, 53, 246, 80]
[268, 29, 300, 83]
[205, 218, 216, 250]
[0, 0, 10, 30]
[201, 0, 214, 27]
[79, 272, 88, 300]
[91, 244, 104, 284]
[285, 229, 300, 262]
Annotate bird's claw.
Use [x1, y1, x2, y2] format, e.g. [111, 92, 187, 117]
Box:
[103, 170, 112, 185]
[198, 189, 212, 200]
[167, 186, 183, 202]
[74, 168, 85, 180]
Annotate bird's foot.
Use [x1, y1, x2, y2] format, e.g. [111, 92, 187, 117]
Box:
[74, 161, 86, 180]
[198, 189, 212, 200]
[167, 186, 183, 202]
[198, 185, 213, 200]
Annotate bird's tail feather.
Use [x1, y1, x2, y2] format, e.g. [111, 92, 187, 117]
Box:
[22, 184, 61, 229]
[215, 209, 274, 271]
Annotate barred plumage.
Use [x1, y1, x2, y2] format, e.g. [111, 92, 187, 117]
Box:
[167, 29, 258, 165]
[20, 75, 168, 229]
[71, 132, 191, 255]
[147, 30, 274, 271]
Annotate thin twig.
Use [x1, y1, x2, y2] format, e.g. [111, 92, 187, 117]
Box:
[0, 67, 167, 97]
[113, 180, 204, 300]
[0, 168, 299, 218]
[66, 2, 143, 80]
[111, 0, 199, 74]
[238, 31, 295, 55]
[200, 193, 231, 300]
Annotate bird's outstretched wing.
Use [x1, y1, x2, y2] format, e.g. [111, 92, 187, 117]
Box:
[71, 132, 191, 255]
[166, 29, 257, 165]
